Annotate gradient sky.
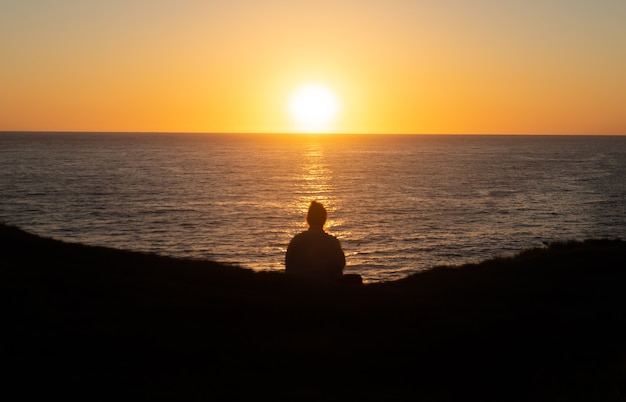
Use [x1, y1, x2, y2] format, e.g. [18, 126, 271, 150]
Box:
[2, 0, 625, 134]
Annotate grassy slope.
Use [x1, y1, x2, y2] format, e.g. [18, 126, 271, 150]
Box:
[2, 222, 626, 401]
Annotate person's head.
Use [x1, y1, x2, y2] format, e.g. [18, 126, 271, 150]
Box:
[306, 200, 327, 228]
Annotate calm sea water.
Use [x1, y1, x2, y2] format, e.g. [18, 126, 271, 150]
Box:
[1, 132, 625, 282]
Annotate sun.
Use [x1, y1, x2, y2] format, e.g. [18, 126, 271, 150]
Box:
[288, 83, 340, 133]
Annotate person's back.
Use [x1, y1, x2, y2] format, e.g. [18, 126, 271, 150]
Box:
[285, 201, 345, 281]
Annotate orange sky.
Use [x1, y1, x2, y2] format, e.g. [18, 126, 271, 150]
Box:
[1, 1, 625, 134]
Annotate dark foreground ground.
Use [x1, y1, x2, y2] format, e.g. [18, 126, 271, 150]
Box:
[2, 223, 626, 401]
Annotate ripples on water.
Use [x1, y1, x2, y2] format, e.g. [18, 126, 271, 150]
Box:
[1, 133, 625, 282]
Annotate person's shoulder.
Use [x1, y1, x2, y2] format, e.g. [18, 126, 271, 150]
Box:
[325, 232, 340, 240]
[323, 232, 342, 245]
[316, 230, 340, 242]
[289, 231, 309, 243]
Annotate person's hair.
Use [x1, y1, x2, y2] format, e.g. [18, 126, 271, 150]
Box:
[306, 201, 327, 227]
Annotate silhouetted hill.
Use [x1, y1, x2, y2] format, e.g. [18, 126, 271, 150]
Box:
[2, 222, 625, 401]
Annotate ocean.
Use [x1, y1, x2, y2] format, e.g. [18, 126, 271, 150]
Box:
[1, 132, 625, 282]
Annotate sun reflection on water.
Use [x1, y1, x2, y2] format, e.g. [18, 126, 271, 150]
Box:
[291, 140, 348, 240]
[296, 142, 336, 213]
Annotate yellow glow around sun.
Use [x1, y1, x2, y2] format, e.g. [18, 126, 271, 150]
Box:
[288, 83, 341, 133]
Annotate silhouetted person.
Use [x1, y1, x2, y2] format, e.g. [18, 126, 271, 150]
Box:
[285, 201, 345, 281]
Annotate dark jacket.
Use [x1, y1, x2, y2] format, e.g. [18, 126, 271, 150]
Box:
[285, 227, 345, 280]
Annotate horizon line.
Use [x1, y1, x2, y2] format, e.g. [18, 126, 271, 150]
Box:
[2, 130, 625, 137]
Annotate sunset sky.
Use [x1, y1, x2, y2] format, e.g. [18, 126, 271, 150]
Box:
[2, 1, 625, 134]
